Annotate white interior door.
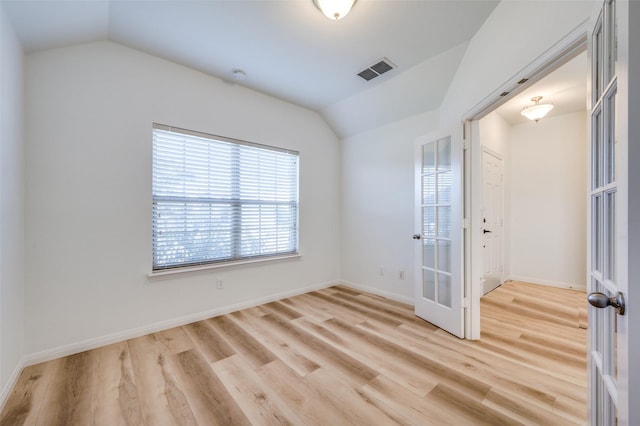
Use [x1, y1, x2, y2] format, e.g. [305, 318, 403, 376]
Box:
[414, 126, 464, 338]
[481, 149, 503, 294]
[587, 0, 628, 424]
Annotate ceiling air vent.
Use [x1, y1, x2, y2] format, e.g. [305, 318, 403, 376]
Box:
[357, 58, 395, 81]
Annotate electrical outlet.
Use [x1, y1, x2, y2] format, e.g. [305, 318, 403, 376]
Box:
[216, 279, 224, 289]
[399, 270, 405, 280]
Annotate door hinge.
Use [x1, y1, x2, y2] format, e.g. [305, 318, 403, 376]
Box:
[463, 298, 470, 308]
[462, 218, 470, 229]
[463, 140, 470, 151]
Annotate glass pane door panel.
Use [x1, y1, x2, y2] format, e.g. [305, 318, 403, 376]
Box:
[437, 206, 452, 238]
[423, 269, 435, 301]
[438, 273, 451, 307]
[437, 171, 452, 203]
[592, 194, 602, 274]
[605, 0, 616, 87]
[605, 90, 617, 185]
[437, 240, 451, 272]
[423, 239, 436, 269]
[437, 137, 451, 171]
[605, 190, 616, 281]
[423, 144, 435, 174]
[592, 107, 603, 190]
[593, 279, 605, 355]
[423, 207, 436, 237]
[593, 15, 604, 102]
[423, 175, 436, 204]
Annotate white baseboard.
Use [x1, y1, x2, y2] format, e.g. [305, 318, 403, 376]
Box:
[339, 280, 414, 305]
[0, 355, 27, 413]
[23, 280, 337, 367]
[505, 275, 586, 291]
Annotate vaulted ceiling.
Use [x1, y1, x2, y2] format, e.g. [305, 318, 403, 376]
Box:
[4, 0, 500, 137]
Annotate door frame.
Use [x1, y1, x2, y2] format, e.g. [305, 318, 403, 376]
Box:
[461, 21, 589, 340]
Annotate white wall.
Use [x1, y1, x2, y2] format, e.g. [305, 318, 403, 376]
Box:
[24, 41, 340, 357]
[340, 3, 597, 302]
[340, 110, 438, 302]
[0, 2, 25, 403]
[478, 112, 511, 280]
[440, 1, 597, 126]
[508, 111, 587, 289]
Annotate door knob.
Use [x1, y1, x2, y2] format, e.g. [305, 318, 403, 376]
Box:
[412, 234, 422, 240]
[483, 229, 492, 234]
[588, 291, 625, 315]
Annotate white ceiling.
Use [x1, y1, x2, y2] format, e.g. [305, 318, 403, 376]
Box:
[494, 51, 588, 126]
[4, 0, 500, 137]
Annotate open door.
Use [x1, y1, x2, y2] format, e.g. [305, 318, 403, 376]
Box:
[414, 126, 464, 338]
[587, 0, 629, 423]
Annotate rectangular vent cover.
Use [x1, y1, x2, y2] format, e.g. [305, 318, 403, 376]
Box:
[357, 58, 395, 81]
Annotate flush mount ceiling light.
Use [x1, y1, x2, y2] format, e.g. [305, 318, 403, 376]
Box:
[312, 0, 357, 20]
[232, 69, 246, 81]
[521, 96, 554, 123]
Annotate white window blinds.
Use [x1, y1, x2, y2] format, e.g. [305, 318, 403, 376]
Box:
[152, 124, 299, 270]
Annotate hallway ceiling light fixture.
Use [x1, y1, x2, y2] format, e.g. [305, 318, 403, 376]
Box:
[312, 0, 357, 20]
[521, 96, 554, 123]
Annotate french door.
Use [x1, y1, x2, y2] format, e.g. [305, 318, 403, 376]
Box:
[587, 0, 629, 424]
[414, 127, 464, 338]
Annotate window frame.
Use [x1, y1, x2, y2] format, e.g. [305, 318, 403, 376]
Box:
[151, 123, 300, 274]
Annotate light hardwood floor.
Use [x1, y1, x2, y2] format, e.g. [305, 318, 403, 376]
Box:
[1, 281, 587, 425]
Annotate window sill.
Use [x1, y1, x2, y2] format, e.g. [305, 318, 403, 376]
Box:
[147, 253, 301, 281]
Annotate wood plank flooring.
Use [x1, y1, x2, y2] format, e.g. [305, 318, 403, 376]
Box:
[0, 281, 587, 425]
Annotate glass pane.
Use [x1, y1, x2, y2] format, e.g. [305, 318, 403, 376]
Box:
[605, 90, 616, 185]
[423, 239, 436, 269]
[437, 171, 452, 204]
[423, 174, 436, 204]
[605, 0, 616, 86]
[592, 360, 603, 425]
[423, 207, 436, 237]
[437, 273, 451, 308]
[606, 390, 616, 426]
[594, 279, 604, 355]
[593, 15, 604, 102]
[605, 190, 616, 281]
[423, 269, 435, 301]
[437, 137, 451, 171]
[605, 304, 617, 379]
[592, 107, 602, 190]
[614, 311, 618, 380]
[437, 206, 452, 238]
[437, 239, 451, 273]
[592, 194, 602, 273]
[423, 143, 435, 174]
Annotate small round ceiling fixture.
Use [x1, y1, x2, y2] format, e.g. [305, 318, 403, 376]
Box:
[232, 69, 246, 81]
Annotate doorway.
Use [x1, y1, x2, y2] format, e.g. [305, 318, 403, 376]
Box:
[476, 50, 588, 297]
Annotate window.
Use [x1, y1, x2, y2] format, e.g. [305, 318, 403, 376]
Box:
[152, 124, 299, 271]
